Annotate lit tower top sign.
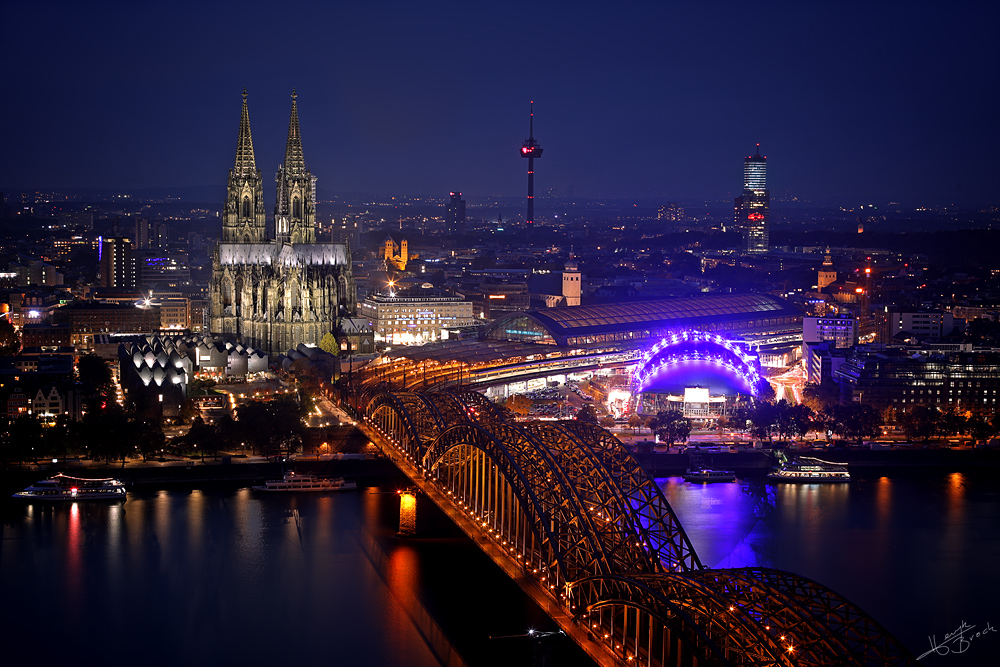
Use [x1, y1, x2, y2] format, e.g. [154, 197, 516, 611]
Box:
[520, 101, 543, 228]
[744, 144, 767, 192]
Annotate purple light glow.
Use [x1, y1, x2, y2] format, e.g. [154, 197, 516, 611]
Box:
[635, 331, 764, 396]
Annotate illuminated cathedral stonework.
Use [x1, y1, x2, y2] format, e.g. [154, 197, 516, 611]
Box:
[209, 90, 355, 357]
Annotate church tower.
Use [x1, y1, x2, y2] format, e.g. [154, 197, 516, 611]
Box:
[222, 88, 266, 244]
[817, 247, 837, 291]
[275, 90, 317, 245]
[562, 256, 581, 306]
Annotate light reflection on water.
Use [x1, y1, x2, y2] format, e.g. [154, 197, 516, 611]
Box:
[659, 473, 1000, 665]
[0, 488, 445, 667]
[4, 474, 995, 666]
[0, 485, 577, 667]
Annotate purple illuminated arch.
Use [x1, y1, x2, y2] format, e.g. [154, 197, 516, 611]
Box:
[634, 330, 765, 397]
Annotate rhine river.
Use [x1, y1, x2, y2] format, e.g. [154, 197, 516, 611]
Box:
[1, 470, 997, 666]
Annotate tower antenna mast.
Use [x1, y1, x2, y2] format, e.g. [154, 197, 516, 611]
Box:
[520, 101, 543, 229]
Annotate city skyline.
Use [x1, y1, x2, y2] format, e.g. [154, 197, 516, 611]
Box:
[2, 6, 999, 660]
[2, 2, 998, 207]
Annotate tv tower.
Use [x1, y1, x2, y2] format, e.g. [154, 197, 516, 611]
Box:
[519, 101, 543, 228]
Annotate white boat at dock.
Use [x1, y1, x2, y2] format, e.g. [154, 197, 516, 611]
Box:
[767, 454, 850, 483]
[252, 472, 357, 492]
[12, 474, 127, 501]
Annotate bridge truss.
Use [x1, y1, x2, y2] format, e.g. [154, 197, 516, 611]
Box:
[364, 390, 917, 666]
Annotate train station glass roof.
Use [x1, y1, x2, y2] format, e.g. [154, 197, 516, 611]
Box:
[482, 294, 801, 346]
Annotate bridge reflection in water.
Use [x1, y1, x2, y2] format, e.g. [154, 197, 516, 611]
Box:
[361, 390, 917, 667]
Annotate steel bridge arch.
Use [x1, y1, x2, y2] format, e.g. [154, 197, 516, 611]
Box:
[699, 568, 917, 665]
[422, 390, 510, 428]
[556, 420, 702, 573]
[422, 418, 702, 583]
[365, 390, 515, 465]
[424, 421, 598, 588]
[366, 392, 438, 458]
[571, 573, 740, 666]
[362, 390, 919, 666]
[570, 569, 917, 666]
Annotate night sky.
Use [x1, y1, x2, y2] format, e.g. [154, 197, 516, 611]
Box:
[3, 1, 998, 206]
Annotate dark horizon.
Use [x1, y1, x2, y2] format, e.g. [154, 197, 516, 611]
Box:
[3, 1, 998, 208]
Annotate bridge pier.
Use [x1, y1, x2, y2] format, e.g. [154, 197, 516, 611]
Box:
[397, 489, 418, 536]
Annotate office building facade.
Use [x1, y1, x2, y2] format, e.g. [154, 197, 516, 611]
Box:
[446, 192, 466, 234]
[733, 145, 769, 253]
[99, 237, 136, 289]
[360, 287, 475, 345]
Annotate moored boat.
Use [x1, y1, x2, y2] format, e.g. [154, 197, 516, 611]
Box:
[683, 468, 737, 483]
[767, 454, 850, 483]
[252, 471, 357, 492]
[683, 452, 736, 483]
[12, 473, 127, 500]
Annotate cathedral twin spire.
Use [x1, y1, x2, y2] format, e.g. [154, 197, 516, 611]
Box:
[226, 89, 316, 245]
[283, 90, 306, 176]
[274, 88, 316, 244]
[234, 88, 257, 177]
[222, 88, 265, 244]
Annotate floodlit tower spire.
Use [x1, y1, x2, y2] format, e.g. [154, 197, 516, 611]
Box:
[283, 89, 306, 175]
[234, 87, 257, 177]
[519, 101, 543, 228]
[223, 88, 265, 244]
[275, 89, 316, 244]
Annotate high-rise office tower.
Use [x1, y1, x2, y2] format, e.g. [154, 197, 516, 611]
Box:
[99, 236, 136, 288]
[135, 217, 150, 249]
[133, 217, 166, 249]
[446, 191, 466, 234]
[733, 144, 769, 253]
[519, 102, 543, 228]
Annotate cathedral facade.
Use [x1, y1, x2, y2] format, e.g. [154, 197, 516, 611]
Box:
[209, 91, 355, 357]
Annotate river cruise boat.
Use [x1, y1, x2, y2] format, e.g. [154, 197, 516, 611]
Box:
[683, 468, 737, 483]
[767, 456, 850, 483]
[252, 472, 357, 492]
[12, 474, 127, 500]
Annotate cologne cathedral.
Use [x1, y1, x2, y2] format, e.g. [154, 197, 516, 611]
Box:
[209, 91, 355, 357]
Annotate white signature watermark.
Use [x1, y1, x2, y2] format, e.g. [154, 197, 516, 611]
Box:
[917, 620, 996, 659]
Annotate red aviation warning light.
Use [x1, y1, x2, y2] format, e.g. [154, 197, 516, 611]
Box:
[520, 101, 543, 159]
[520, 101, 543, 227]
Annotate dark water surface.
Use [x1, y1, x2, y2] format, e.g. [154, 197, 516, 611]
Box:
[661, 471, 1000, 666]
[0, 485, 572, 667]
[2, 471, 998, 666]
